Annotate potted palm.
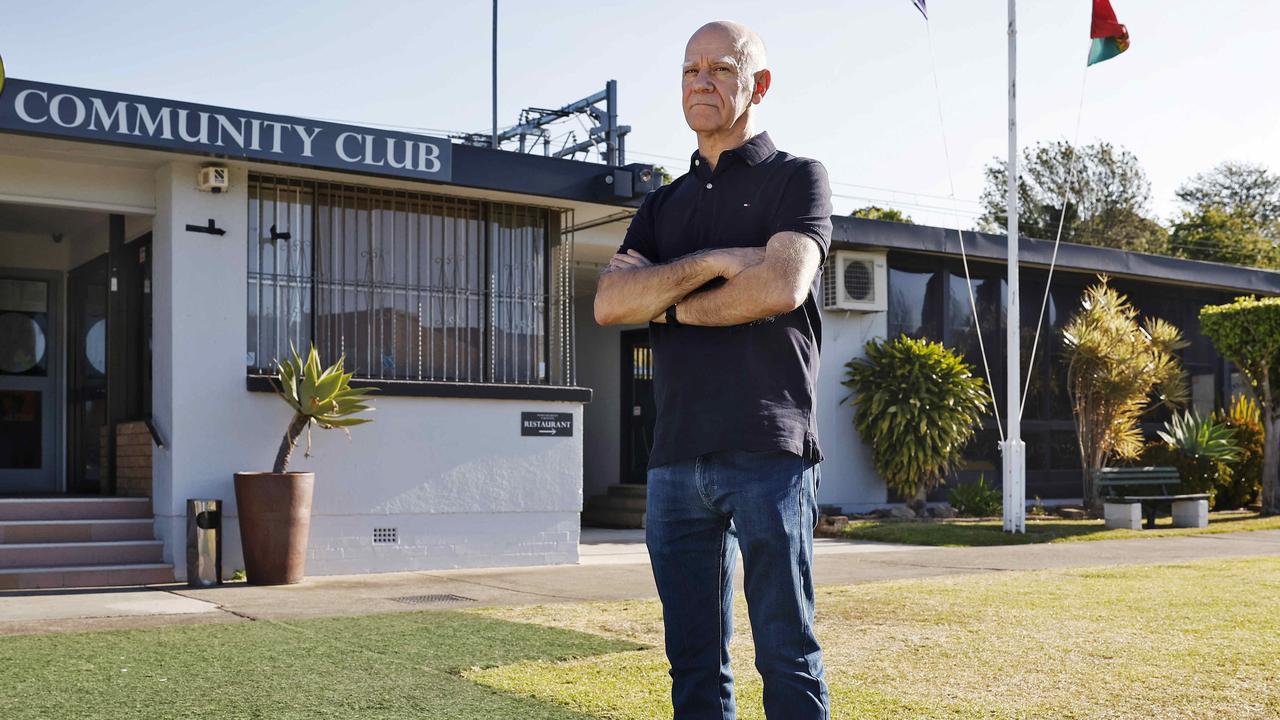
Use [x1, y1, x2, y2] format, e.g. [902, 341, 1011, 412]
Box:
[234, 345, 375, 585]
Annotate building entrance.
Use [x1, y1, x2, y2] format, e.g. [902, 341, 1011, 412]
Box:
[0, 270, 60, 492]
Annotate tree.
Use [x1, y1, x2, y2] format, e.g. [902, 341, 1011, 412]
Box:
[851, 206, 914, 224]
[978, 140, 1167, 253]
[841, 336, 989, 513]
[1169, 206, 1278, 268]
[1169, 162, 1280, 268]
[1200, 296, 1280, 516]
[1062, 277, 1188, 514]
[1176, 161, 1280, 231]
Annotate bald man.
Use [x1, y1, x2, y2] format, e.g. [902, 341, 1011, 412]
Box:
[595, 20, 832, 720]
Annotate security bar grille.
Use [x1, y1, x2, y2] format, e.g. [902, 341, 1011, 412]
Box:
[247, 174, 575, 386]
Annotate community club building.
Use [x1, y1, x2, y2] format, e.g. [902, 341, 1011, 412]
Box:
[2, 77, 1278, 587]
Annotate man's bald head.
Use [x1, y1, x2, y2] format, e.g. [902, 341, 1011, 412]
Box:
[686, 21, 768, 77]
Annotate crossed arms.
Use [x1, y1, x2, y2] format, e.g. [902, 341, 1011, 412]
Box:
[592, 231, 823, 327]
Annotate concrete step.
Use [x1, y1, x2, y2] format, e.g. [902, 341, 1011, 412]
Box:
[0, 540, 165, 569]
[0, 518, 156, 544]
[0, 497, 152, 521]
[0, 563, 175, 590]
[582, 508, 646, 529]
[587, 494, 647, 513]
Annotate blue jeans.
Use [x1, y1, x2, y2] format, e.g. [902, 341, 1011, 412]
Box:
[645, 448, 828, 719]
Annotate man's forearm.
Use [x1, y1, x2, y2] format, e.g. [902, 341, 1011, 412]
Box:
[663, 261, 795, 327]
[594, 251, 725, 325]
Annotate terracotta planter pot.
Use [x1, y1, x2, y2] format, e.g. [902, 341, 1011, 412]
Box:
[233, 471, 314, 585]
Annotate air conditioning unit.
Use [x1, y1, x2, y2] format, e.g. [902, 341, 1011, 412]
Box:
[822, 250, 886, 312]
[197, 165, 229, 193]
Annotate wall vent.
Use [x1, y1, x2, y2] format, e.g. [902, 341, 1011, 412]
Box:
[373, 527, 398, 544]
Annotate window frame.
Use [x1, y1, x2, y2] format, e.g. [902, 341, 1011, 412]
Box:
[245, 174, 586, 401]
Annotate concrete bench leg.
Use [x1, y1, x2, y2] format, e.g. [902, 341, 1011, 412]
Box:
[1104, 502, 1142, 530]
[1172, 499, 1209, 528]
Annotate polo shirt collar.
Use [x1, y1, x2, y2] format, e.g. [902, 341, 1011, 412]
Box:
[688, 131, 776, 174]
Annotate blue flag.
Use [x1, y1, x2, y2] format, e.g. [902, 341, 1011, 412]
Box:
[913, 0, 927, 19]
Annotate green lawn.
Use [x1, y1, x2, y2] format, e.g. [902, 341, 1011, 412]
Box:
[6, 556, 1279, 719]
[470, 557, 1280, 719]
[0, 610, 643, 719]
[839, 510, 1280, 546]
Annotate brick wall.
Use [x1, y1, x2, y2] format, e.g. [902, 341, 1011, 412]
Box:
[115, 421, 153, 498]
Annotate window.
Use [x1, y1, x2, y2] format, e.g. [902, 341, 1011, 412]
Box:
[246, 175, 575, 387]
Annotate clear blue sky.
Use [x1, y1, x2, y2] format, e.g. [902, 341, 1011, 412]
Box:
[3, 1, 1276, 229]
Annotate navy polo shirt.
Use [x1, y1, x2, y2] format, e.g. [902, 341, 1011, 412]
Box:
[616, 131, 834, 470]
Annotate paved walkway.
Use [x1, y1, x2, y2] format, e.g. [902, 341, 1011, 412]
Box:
[2, 528, 1278, 635]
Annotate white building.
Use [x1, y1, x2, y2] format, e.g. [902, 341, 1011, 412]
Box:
[3, 76, 1278, 588]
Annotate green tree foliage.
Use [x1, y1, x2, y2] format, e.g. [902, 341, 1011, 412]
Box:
[652, 165, 674, 186]
[1199, 297, 1280, 515]
[1168, 162, 1280, 268]
[978, 141, 1167, 253]
[1144, 410, 1240, 508]
[1169, 207, 1278, 268]
[1176, 161, 1280, 230]
[1216, 394, 1265, 510]
[1062, 277, 1188, 513]
[841, 336, 989, 511]
[851, 205, 914, 224]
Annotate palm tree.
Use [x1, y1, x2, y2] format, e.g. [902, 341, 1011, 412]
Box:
[1062, 277, 1188, 514]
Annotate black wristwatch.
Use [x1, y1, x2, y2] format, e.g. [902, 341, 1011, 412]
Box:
[665, 303, 681, 326]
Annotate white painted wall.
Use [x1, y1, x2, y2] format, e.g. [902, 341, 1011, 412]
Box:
[0, 152, 155, 214]
[575, 293, 643, 500]
[150, 160, 584, 580]
[813, 305, 888, 513]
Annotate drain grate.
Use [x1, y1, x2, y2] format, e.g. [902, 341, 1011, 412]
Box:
[392, 593, 476, 605]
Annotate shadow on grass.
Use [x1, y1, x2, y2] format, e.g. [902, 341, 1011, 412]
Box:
[0, 609, 650, 720]
[841, 511, 1280, 547]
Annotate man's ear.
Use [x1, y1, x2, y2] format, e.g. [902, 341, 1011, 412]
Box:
[752, 69, 772, 104]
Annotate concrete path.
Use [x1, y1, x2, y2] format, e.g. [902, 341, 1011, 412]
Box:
[2, 528, 1277, 635]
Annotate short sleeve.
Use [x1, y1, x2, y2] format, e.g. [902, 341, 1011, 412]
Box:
[616, 192, 658, 262]
[772, 160, 833, 264]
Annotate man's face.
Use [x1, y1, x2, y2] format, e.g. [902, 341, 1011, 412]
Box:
[682, 31, 760, 134]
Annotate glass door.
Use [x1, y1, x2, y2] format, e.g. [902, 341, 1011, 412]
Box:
[0, 273, 58, 493]
[68, 256, 109, 494]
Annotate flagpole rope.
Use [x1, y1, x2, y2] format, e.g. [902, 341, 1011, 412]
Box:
[925, 17, 1005, 442]
[1018, 57, 1092, 421]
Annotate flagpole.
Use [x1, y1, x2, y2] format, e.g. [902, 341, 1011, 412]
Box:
[1003, 0, 1026, 533]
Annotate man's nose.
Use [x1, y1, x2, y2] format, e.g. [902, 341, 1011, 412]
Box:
[690, 68, 716, 92]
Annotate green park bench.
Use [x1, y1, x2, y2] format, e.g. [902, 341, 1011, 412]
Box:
[1093, 466, 1210, 530]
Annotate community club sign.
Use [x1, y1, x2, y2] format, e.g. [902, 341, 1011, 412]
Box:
[0, 78, 452, 182]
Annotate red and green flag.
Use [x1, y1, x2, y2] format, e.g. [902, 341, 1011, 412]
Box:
[1088, 0, 1130, 65]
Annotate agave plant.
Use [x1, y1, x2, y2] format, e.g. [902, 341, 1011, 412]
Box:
[1156, 409, 1241, 464]
[272, 344, 376, 473]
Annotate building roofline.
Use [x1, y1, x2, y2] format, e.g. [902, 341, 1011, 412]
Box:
[0, 77, 644, 209]
[833, 216, 1280, 296]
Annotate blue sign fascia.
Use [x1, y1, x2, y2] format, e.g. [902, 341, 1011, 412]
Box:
[0, 78, 452, 183]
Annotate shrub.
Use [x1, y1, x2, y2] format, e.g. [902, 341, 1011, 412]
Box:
[948, 475, 1002, 518]
[1216, 395, 1264, 509]
[1200, 296, 1280, 515]
[841, 335, 989, 511]
[1144, 409, 1241, 508]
